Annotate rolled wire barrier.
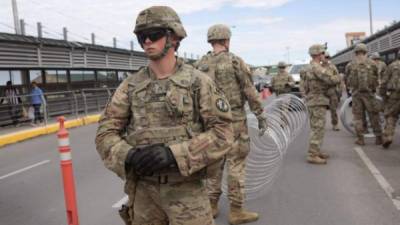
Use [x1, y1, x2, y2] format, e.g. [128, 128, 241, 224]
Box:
[222, 94, 309, 200]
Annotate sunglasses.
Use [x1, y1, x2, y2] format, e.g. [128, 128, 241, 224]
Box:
[137, 29, 167, 44]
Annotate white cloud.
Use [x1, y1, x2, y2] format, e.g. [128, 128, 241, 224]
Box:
[233, 0, 292, 8]
[241, 16, 284, 25]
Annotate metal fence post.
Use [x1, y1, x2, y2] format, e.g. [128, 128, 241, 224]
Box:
[81, 90, 88, 116]
[41, 94, 48, 125]
[71, 91, 79, 119]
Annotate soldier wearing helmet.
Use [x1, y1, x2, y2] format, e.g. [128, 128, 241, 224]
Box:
[322, 51, 342, 131]
[379, 49, 400, 149]
[271, 61, 295, 96]
[301, 44, 340, 164]
[96, 6, 234, 225]
[195, 24, 268, 225]
[369, 52, 387, 85]
[345, 43, 382, 146]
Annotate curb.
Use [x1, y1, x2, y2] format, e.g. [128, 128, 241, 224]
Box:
[0, 114, 101, 148]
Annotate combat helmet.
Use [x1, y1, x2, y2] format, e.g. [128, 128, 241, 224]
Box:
[308, 44, 325, 56]
[325, 51, 331, 58]
[278, 61, 287, 68]
[370, 52, 380, 59]
[354, 43, 368, 53]
[134, 6, 186, 39]
[207, 24, 232, 42]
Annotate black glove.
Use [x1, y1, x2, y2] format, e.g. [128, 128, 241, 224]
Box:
[124, 148, 145, 175]
[134, 144, 177, 176]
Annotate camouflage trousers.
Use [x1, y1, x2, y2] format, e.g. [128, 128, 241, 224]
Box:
[308, 106, 327, 155]
[352, 93, 382, 138]
[207, 120, 249, 207]
[382, 95, 400, 143]
[127, 179, 214, 225]
[329, 94, 339, 126]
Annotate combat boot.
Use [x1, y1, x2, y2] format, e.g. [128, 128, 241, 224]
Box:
[228, 206, 259, 225]
[332, 124, 340, 131]
[375, 136, 383, 145]
[355, 136, 365, 146]
[306, 155, 327, 164]
[319, 152, 330, 159]
[382, 137, 392, 149]
[210, 199, 219, 218]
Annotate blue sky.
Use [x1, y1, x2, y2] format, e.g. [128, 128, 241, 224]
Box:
[0, 0, 399, 65]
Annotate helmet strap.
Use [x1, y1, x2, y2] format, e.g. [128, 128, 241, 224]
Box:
[147, 30, 173, 61]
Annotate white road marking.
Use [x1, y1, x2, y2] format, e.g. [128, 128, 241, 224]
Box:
[112, 195, 128, 209]
[0, 160, 51, 180]
[354, 147, 400, 210]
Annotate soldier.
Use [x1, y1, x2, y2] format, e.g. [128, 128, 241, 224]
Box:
[345, 43, 382, 146]
[379, 50, 400, 149]
[270, 61, 295, 96]
[370, 52, 387, 86]
[322, 52, 342, 131]
[301, 44, 340, 164]
[95, 6, 234, 225]
[195, 24, 268, 225]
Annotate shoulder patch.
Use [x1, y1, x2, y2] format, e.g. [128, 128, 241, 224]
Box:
[215, 98, 229, 112]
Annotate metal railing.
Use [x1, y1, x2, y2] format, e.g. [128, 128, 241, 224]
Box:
[0, 87, 116, 127]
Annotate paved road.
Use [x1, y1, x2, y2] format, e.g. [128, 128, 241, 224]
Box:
[0, 121, 399, 225]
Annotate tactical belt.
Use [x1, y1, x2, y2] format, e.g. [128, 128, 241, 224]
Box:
[140, 170, 205, 184]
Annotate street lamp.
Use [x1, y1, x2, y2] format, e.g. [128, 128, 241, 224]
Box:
[369, 0, 373, 35]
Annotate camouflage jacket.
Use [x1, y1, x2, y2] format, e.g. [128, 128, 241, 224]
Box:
[323, 62, 342, 97]
[380, 59, 400, 99]
[195, 51, 263, 121]
[345, 57, 379, 94]
[95, 58, 234, 179]
[301, 60, 339, 106]
[271, 71, 294, 95]
[376, 60, 387, 83]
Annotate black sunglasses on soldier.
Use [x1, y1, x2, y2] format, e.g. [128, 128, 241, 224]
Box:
[137, 29, 168, 44]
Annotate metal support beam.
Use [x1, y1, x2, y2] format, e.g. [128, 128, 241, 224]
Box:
[37, 22, 43, 38]
[130, 41, 134, 51]
[12, 0, 21, 34]
[113, 37, 117, 48]
[63, 27, 68, 41]
[19, 19, 25, 35]
[369, 0, 374, 35]
[91, 33, 95, 45]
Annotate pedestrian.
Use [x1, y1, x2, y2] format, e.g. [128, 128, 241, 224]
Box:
[95, 6, 234, 225]
[301, 44, 340, 164]
[1, 81, 21, 127]
[323, 52, 342, 131]
[345, 43, 382, 146]
[379, 49, 400, 149]
[195, 24, 268, 225]
[30, 81, 44, 125]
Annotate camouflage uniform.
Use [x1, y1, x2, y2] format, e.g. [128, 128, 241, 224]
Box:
[95, 6, 234, 225]
[301, 44, 340, 164]
[345, 44, 382, 145]
[380, 56, 400, 148]
[371, 52, 387, 86]
[195, 24, 267, 225]
[271, 62, 294, 126]
[324, 61, 341, 129]
[271, 63, 295, 96]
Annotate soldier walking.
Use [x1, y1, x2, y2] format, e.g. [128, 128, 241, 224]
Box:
[301, 44, 340, 164]
[195, 24, 268, 225]
[95, 6, 234, 225]
[345, 43, 382, 146]
[380, 50, 400, 149]
[271, 61, 295, 96]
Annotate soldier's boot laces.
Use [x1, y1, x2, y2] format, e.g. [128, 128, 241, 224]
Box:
[375, 136, 383, 145]
[355, 137, 365, 146]
[228, 206, 259, 225]
[210, 200, 219, 218]
[319, 152, 330, 159]
[307, 155, 327, 164]
[332, 124, 340, 131]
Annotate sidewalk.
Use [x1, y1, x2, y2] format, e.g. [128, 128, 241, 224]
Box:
[0, 113, 101, 148]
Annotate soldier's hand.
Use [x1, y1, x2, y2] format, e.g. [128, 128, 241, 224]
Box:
[134, 144, 177, 176]
[257, 115, 268, 136]
[124, 148, 143, 175]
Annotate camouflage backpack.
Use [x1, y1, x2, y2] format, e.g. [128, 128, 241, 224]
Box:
[387, 62, 400, 91]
